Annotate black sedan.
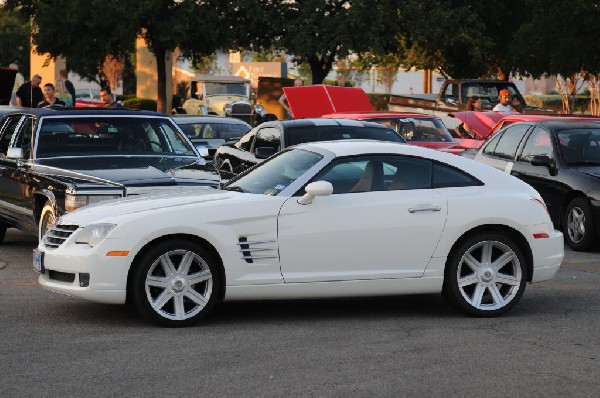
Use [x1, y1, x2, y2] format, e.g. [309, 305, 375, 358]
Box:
[0, 108, 220, 242]
[213, 118, 406, 177]
[473, 119, 600, 251]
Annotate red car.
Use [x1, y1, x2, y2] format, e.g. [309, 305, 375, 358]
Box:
[284, 85, 465, 154]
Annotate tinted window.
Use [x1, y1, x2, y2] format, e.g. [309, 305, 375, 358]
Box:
[490, 124, 530, 160]
[254, 126, 281, 152]
[519, 127, 553, 161]
[433, 163, 482, 188]
[482, 132, 502, 156]
[285, 126, 404, 147]
[373, 117, 454, 143]
[14, 117, 34, 159]
[178, 122, 249, 140]
[0, 116, 23, 156]
[557, 128, 600, 164]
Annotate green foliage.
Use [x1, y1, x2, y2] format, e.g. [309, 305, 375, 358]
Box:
[122, 98, 157, 111]
[367, 94, 390, 111]
[0, 6, 30, 72]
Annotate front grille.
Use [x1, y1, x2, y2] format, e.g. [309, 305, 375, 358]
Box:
[43, 223, 79, 249]
[48, 270, 76, 283]
[238, 237, 278, 264]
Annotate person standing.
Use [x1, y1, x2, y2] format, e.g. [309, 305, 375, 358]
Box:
[511, 95, 523, 113]
[59, 69, 76, 107]
[9, 63, 25, 107]
[100, 87, 123, 108]
[493, 89, 514, 112]
[38, 83, 66, 107]
[15, 74, 43, 108]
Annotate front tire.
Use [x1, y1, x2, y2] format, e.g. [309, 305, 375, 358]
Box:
[131, 239, 219, 327]
[564, 197, 595, 251]
[443, 233, 527, 317]
[0, 224, 6, 244]
[39, 202, 57, 241]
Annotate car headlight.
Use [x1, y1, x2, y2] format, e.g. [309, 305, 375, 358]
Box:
[224, 103, 232, 115]
[65, 194, 122, 212]
[75, 224, 116, 247]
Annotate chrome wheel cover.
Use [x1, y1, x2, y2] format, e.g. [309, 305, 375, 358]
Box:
[457, 240, 522, 311]
[567, 206, 586, 244]
[145, 249, 213, 321]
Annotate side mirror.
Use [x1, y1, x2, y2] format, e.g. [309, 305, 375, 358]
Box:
[195, 145, 209, 158]
[530, 155, 557, 175]
[297, 181, 334, 205]
[7, 147, 23, 159]
[255, 147, 276, 159]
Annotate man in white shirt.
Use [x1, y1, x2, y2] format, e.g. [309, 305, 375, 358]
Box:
[493, 89, 514, 112]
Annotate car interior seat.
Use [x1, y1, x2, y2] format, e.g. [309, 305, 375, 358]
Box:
[350, 160, 384, 192]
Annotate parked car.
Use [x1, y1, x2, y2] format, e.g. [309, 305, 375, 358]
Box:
[212, 118, 406, 177]
[172, 115, 251, 161]
[473, 119, 600, 251]
[74, 88, 104, 108]
[34, 140, 563, 326]
[0, 108, 221, 242]
[281, 85, 464, 154]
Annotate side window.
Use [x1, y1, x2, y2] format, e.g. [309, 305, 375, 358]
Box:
[518, 127, 553, 161]
[482, 132, 502, 156]
[490, 124, 530, 160]
[315, 155, 432, 194]
[235, 129, 256, 151]
[253, 126, 281, 152]
[443, 84, 459, 104]
[14, 117, 35, 159]
[433, 162, 482, 188]
[0, 116, 23, 156]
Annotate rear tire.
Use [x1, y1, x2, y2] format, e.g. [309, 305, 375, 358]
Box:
[131, 239, 220, 327]
[0, 224, 6, 244]
[443, 232, 527, 317]
[563, 197, 595, 251]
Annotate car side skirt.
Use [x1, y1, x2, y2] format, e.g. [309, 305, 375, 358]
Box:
[223, 277, 443, 301]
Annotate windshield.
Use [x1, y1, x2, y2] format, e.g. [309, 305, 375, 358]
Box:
[204, 83, 247, 97]
[285, 125, 405, 147]
[371, 117, 454, 142]
[557, 128, 600, 165]
[36, 117, 197, 158]
[177, 121, 250, 140]
[225, 149, 323, 195]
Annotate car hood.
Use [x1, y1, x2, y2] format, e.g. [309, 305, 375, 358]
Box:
[408, 141, 465, 155]
[33, 156, 220, 187]
[284, 85, 373, 118]
[448, 111, 511, 139]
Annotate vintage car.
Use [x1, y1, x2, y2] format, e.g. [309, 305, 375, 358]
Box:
[34, 140, 563, 326]
[282, 85, 465, 154]
[473, 119, 600, 251]
[212, 118, 405, 177]
[0, 108, 221, 243]
[172, 115, 252, 161]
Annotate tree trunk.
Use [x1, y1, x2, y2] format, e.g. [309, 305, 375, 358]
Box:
[309, 51, 336, 84]
[154, 45, 167, 113]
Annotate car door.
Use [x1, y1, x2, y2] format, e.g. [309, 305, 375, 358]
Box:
[277, 155, 447, 283]
[475, 123, 532, 172]
[0, 115, 36, 229]
[511, 126, 568, 223]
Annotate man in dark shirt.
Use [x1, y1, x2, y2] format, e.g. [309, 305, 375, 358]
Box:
[59, 69, 76, 107]
[100, 87, 123, 108]
[16, 74, 43, 107]
[38, 83, 66, 107]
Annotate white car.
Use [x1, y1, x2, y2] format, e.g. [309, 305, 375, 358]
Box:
[35, 141, 564, 326]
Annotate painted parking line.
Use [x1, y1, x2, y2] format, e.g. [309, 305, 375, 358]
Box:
[562, 260, 600, 270]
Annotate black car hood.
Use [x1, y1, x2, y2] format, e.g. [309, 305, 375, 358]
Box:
[33, 156, 220, 187]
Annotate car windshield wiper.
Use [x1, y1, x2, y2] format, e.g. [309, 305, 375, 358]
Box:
[224, 185, 248, 193]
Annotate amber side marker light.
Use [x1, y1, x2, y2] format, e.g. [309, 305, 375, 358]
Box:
[106, 251, 129, 257]
[533, 233, 549, 239]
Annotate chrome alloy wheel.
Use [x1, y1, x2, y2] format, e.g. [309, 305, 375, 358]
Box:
[145, 249, 213, 321]
[567, 206, 586, 244]
[456, 240, 523, 311]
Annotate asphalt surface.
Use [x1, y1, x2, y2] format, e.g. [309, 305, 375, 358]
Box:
[1, 229, 599, 397]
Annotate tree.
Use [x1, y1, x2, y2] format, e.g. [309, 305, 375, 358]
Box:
[0, 5, 30, 72]
[8, 0, 226, 113]
[227, 0, 393, 84]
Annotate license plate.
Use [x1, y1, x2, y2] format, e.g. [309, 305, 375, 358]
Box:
[33, 249, 44, 274]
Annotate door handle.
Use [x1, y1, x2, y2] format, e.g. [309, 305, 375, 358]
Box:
[408, 205, 441, 213]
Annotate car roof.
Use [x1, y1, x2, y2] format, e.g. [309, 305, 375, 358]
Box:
[505, 119, 600, 130]
[3, 107, 166, 117]
[171, 115, 251, 126]
[323, 111, 440, 120]
[264, 118, 393, 129]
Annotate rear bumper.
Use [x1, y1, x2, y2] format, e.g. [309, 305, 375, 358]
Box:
[528, 228, 564, 283]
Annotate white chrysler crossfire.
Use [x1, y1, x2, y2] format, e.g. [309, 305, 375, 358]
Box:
[35, 140, 564, 326]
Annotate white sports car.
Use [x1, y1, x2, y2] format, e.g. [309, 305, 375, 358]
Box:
[35, 140, 564, 326]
